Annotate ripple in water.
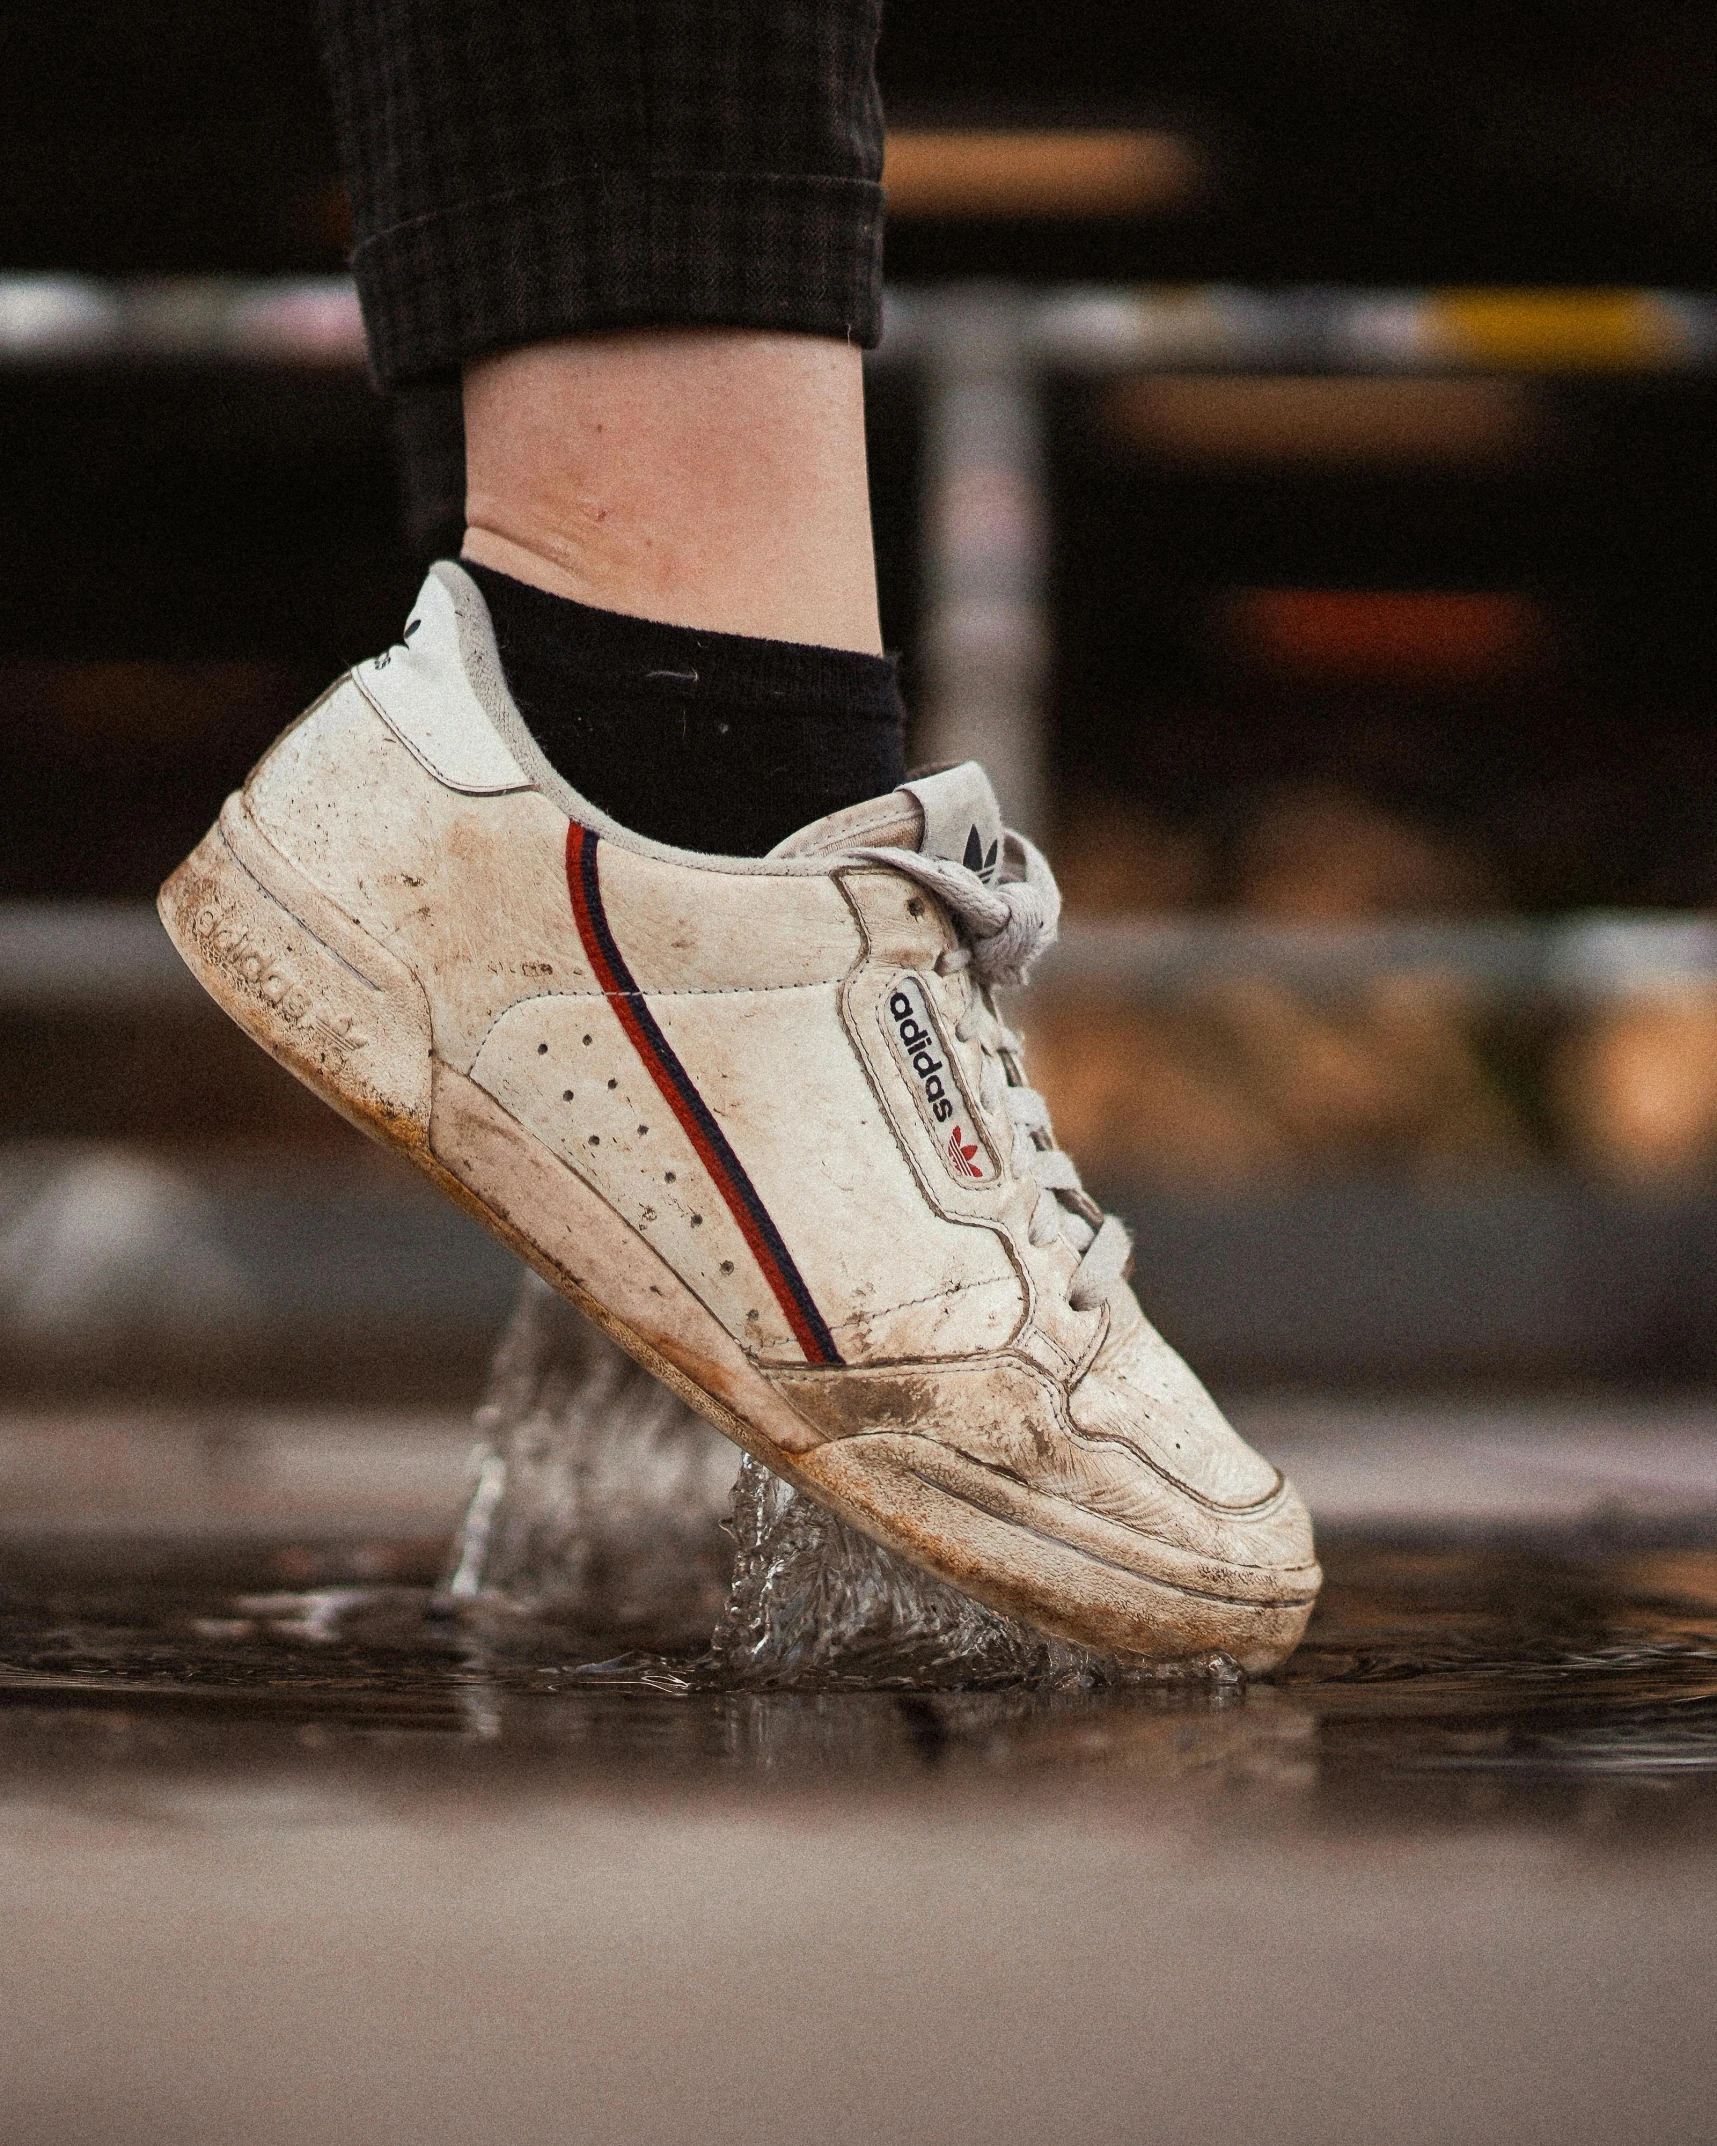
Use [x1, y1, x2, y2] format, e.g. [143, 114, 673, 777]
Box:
[7, 1275, 1717, 1793]
[445, 1275, 1236, 1691]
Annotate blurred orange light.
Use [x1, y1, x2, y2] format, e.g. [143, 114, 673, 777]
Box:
[1221, 588, 1552, 689]
[883, 129, 1201, 219]
[1107, 376, 1542, 470]
[1431, 289, 1686, 371]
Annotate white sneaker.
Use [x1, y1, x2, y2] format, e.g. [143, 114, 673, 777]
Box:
[160, 565, 1320, 1669]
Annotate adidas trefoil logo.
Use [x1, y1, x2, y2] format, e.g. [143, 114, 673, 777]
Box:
[962, 825, 1000, 884]
[947, 1124, 983, 1180]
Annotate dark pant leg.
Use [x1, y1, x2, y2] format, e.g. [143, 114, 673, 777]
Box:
[314, 0, 887, 390]
[317, 0, 887, 560]
[386, 376, 467, 563]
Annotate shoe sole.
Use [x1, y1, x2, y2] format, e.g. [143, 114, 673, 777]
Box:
[160, 796, 1319, 1672]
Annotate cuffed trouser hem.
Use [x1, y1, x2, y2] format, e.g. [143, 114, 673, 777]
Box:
[355, 167, 885, 386]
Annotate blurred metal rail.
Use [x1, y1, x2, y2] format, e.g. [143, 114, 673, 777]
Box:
[8, 274, 1717, 837]
[7, 275, 1716, 374]
[7, 900, 1717, 1013]
[0, 903, 200, 1011]
[1037, 912, 1717, 1004]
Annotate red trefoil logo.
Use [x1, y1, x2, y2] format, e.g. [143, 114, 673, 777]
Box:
[947, 1124, 984, 1180]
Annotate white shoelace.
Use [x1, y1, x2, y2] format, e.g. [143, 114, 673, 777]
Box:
[854, 831, 1132, 1312]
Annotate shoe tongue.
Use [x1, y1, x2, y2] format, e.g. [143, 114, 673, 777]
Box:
[767, 759, 1003, 870]
[899, 762, 1004, 881]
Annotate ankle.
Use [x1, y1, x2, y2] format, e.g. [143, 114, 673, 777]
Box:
[461, 330, 883, 653]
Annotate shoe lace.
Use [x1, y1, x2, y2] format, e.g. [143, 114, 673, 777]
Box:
[853, 830, 1132, 1312]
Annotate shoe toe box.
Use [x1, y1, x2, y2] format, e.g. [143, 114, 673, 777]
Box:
[1068, 1285, 1281, 1510]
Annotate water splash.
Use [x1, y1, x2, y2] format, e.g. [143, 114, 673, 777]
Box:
[442, 1275, 736, 1645]
[702, 1445, 1231, 1689]
[447, 1274, 1232, 1690]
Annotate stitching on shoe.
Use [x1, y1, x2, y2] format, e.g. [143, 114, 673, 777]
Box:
[818, 1271, 1022, 1338]
[1059, 1419, 1291, 1518]
[518, 978, 848, 1007]
[780, 1352, 1290, 1520]
[590, 979, 849, 997]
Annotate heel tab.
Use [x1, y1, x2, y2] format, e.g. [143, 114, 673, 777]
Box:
[352, 568, 533, 796]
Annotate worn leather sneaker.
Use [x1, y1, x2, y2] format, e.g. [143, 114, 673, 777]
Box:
[160, 564, 1320, 1669]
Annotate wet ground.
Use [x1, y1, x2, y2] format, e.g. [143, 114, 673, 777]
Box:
[6, 1524, 1717, 1785]
[5, 1414, 1717, 2144]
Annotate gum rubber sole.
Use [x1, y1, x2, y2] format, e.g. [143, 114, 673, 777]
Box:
[161, 799, 1317, 1671]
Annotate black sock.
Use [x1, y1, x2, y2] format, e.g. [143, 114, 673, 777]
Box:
[463, 562, 907, 856]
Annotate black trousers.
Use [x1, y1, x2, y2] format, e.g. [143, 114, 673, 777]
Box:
[316, 0, 886, 384]
[316, 0, 886, 555]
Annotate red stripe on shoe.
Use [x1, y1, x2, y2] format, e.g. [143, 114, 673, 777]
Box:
[565, 823, 843, 1367]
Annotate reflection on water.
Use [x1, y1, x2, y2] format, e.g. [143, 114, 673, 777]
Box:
[5, 1279, 1717, 1816]
[4, 1527, 1717, 1815]
[1282, 1539, 1717, 1784]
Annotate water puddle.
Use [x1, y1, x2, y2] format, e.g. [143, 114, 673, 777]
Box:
[5, 1279, 1717, 1808]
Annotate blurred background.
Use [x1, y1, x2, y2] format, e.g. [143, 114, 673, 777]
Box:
[5, 0, 1717, 1406]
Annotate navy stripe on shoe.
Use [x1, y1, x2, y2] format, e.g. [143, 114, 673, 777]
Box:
[566, 824, 843, 1367]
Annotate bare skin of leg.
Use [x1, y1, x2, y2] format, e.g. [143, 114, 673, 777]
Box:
[461, 330, 882, 654]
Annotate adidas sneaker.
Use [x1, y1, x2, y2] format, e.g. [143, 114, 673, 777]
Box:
[160, 564, 1320, 1668]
